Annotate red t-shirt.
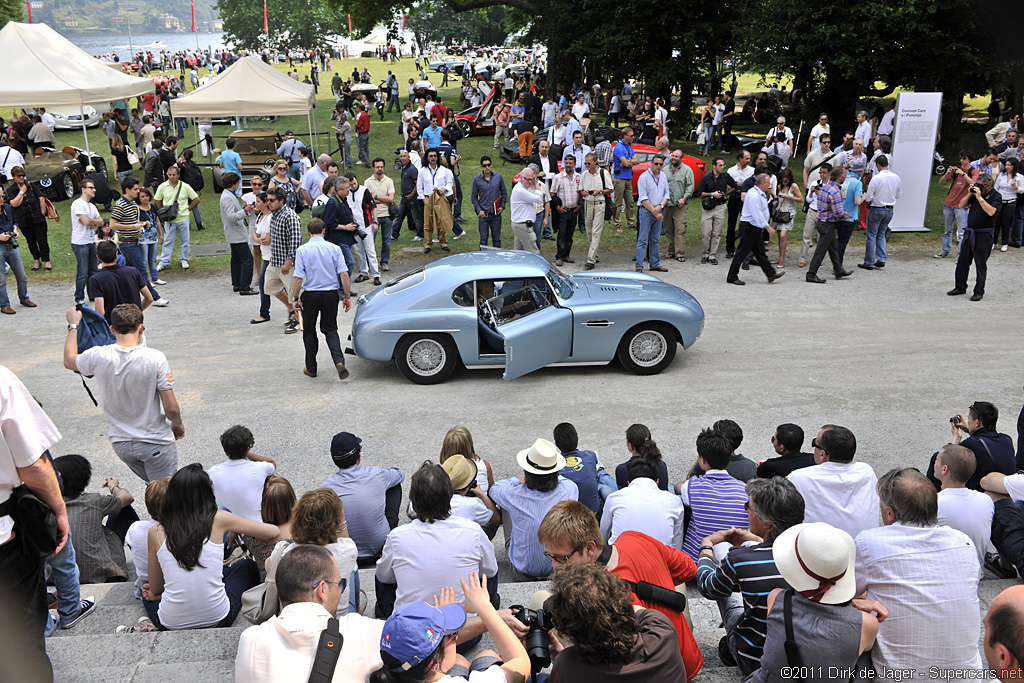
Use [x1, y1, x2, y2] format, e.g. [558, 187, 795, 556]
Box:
[356, 111, 370, 134]
[611, 531, 703, 680]
[943, 166, 979, 207]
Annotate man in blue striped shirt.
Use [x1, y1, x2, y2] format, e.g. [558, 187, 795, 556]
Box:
[695, 477, 804, 674]
[636, 155, 670, 272]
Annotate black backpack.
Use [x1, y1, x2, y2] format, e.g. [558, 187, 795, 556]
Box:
[180, 162, 205, 192]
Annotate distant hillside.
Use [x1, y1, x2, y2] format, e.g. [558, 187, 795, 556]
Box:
[31, 0, 219, 32]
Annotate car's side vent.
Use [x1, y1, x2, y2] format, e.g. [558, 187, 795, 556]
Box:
[599, 286, 619, 292]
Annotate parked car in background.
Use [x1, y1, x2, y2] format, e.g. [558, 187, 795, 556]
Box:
[211, 128, 277, 192]
[455, 83, 498, 138]
[19, 145, 105, 201]
[349, 251, 705, 384]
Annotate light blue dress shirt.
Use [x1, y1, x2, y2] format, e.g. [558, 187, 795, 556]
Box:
[294, 235, 347, 291]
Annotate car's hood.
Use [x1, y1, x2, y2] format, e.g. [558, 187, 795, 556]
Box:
[572, 271, 683, 300]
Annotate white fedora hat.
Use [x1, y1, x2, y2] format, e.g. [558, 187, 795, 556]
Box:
[773, 522, 857, 605]
[516, 438, 565, 476]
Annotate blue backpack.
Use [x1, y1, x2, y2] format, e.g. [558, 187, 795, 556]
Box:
[75, 304, 115, 405]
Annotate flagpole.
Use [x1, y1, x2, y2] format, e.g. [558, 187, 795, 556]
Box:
[192, 0, 200, 52]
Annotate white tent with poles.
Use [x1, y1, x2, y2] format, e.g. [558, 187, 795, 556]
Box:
[169, 56, 319, 154]
[0, 21, 154, 154]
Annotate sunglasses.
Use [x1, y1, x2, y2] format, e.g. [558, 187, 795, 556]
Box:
[811, 438, 821, 450]
[315, 577, 348, 593]
[653, 161, 664, 166]
[481, 163, 491, 167]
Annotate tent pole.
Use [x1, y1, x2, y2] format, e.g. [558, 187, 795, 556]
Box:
[80, 105, 91, 156]
[307, 109, 315, 157]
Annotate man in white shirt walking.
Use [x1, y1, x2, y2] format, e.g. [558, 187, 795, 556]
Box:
[509, 167, 546, 254]
[855, 468, 984, 679]
[727, 173, 784, 286]
[860, 156, 901, 270]
[787, 425, 879, 540]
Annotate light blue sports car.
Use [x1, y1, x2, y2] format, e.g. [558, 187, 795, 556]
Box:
[349, 251, 705, 384]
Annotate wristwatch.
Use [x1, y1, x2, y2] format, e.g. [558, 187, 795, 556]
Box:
[699, 545, 714, 553]
[67, 323, 78, 331]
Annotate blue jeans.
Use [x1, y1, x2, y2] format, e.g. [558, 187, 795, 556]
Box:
[636, 207, 663, 269]
[1012, 201, 1023, 246]
[140, 242, 160, 281]
[160, 220, 190, 266]
[702, 123, 713, 153]
[377, 216, 393, 265]
[72, 242, 98, 302]
[712, 123, 722, 149]
[191, 206, 203, 228]
[0, 243, 29, 308]
[864, 206, 892, 265]
[597, 470, 618, 503]
[342, 140, 353, 169]
[533, 210, 546, 250]
[478, 214, 502, 247]
[44, 531, 82, 635]
[453, 175, 464, 220]
[257, 260, 270, 318]
[117, 169, 133, 183]
[348, 570, 360, 614]
[942, 205, 968, 255]
[287, 162, 303, 182]
[229, 242, 254, 290]
[339, 242, 356, 276]
[118, 241, 160, 300]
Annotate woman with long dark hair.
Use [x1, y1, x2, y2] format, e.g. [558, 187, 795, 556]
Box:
[773, 168, 803, 268]
[614, 423, 670, 491]
[994, 157, 1023, 250]
[142, 464, 278, 630]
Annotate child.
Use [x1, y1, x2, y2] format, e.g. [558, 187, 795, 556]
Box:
[125, 478, 170, 600]
[95, 220, 125, 266]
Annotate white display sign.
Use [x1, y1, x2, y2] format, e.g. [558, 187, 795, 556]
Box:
[889, 92, 942, 232]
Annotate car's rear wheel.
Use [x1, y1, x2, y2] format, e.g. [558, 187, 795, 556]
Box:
[59, 172, 76, 200]
[617, 322, 676, 375]
[458, 120, 473, 139]
[93, 157, 107, 176]
[395, 333, 458, 384]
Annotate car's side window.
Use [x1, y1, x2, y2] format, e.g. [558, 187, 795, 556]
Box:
[452, 282, 474, 307]
[486, 285, 551, 327]
[634, 152, 653, 163]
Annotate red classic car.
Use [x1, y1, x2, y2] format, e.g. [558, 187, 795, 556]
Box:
[455, 82, 499, 139]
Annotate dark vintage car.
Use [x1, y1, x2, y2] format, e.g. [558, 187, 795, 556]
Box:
[20, 146, 106, 201]
[212, 129, 278, 192]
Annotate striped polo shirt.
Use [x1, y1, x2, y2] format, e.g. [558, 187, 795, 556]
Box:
[696, 542, 790, 670]
[110, 196, 142, 240]
[680, 469, 749, 559]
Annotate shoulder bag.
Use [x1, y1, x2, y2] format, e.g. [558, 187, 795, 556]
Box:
[43, 197, 59, 222]
[241, 539, 292, 624]
[155, 182, 183, 222]
[0, 484, 59, 560]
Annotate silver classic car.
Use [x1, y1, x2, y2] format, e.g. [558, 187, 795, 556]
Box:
[349, 252, 705, 384]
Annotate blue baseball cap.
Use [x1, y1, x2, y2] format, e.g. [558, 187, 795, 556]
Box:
[380, 602, 467, 672]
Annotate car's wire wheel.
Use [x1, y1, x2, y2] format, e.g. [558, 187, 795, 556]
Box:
[394, 333, 459, 384]
[407, 338, 446, 375]
[617, 322, 676, 375]
[629, 329, 668, 368]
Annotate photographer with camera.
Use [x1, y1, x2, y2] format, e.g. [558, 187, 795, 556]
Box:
[926, 402, 1015, 492]
[948, 173, 1000, 301]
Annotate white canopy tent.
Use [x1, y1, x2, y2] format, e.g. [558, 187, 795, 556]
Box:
[169, 56, 319, 154]
[0, 22, 154, 153]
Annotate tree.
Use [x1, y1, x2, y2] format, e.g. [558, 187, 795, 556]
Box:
[405, 5, 508, 48]
[1, 0, 25, 25]
[218, 0, 362, 51]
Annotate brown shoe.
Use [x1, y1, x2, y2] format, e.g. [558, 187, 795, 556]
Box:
[729, 279, 746, 285]
[1, 307, 15, 315]
[303, 367, 317, 378]
[336, 363, 350, 380]
[555, 259, 564, 266]
[20, 300, 37, 308]
[652, 266, 668, 272]
[767, 271, 786, 283]
[563, 257, 575, 263]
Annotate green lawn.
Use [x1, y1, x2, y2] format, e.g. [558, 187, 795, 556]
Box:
[9, 59, 998, 283]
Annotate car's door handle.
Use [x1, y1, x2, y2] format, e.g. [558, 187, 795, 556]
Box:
[584, 320, 614, 327]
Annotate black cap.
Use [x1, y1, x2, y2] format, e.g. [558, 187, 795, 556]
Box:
[331, 431, 362, 460]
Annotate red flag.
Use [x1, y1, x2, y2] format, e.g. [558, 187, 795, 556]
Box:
[401, 13, 405, 31]
[347, 13, 352, 36]
[190, 0, 196, 32]
[26, 0, 31, 22]
[263, 0, 268, 33]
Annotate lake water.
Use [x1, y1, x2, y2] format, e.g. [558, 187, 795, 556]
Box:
[65, 32, 227, 60]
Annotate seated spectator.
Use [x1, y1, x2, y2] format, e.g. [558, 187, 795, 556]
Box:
[696, 477, 804, 673]
[927, 401, 1015, 491]
[545, 563, 689, 682]
[554, 422, 616, 513]
[934, 444, 994, 570]
[687, 419, 757, 482]
[601, 458, 684, 548]
[320, 431, 404, 565]
[142, 464, 278, 630]
[490, 439, 579, 579]
[979, 471, 1024, 579]
[855, 468, 983, 677]
[53, 454, 139, 584]
[983, 586, 1024, 676]
[441, 455, 500, 537]
[788, 425, 879, 540]
[747, 522, 879, 682]
[440, 425, 493, 492]
[236, 545, 385, 683]
[126, 477, 170, 600]
[536, 501, 704, 680]
[375, 462, 498, 623]
[267, 488, 359, 618]
[370, 572, 530, 683]
[246, 476, 295, 582]
[207, 425, 277, 522]
[756, 423, 816, 478]
[676, 427, 749, 560]
[614, 424, 669, 491]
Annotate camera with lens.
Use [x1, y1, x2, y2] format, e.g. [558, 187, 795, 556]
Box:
[356, 228, 368, 239]
[950, 416, 961, 426]
[510, 605, 554, 674]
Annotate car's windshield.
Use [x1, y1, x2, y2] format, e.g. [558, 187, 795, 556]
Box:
[547, 267, 574, 300]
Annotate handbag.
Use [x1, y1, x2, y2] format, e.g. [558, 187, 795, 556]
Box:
[43, 197, 59, 222]
[0, 484, 59, 560]
[774, 211, 794, 224]
[127, 147, 140, 166]
[241, 539, 291, 624]
[155, 182, 183, 222]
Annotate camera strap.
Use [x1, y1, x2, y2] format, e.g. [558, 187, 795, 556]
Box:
[306, 618, 343, 683]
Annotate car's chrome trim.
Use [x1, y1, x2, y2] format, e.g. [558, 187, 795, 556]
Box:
[583, 320, 614, 327]
[466, 360, 609, 370]
[380, 329, 460, 333]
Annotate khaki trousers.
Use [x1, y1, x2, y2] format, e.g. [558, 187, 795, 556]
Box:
[663, 204, 689, 257]
[584, 201, 605, 264]
[612, 177, 635, 229]
[423, 192, 452, 248]
[800, 207, 818, 262]
[700, 203, 727, 257]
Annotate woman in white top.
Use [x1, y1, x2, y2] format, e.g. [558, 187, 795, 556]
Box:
[547, 117, 566, 149]
[439, 425, 493, 492]
[143, 464, 279, 630]
[772, 168, 803, 268]
[248, 192, 274, 324]
[994, 157, 1023, 250]
[401, 102, 416, 141]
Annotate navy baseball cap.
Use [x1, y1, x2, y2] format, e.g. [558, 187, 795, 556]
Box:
[330, 432, 361, 459]
[380, 602, 466, 672]
[284, 130, 294, 136]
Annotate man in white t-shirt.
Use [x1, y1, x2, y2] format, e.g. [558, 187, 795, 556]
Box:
[807, 113, 830, 154]
[934, 444, 994, 570]
[236, 545, 384, 683]
[207, 425, 276, 522]
[63, 303, 184, 483]
[71, 181, 105, 304]
[0, 144, 26, 181]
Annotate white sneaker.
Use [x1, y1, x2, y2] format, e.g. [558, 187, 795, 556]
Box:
[453, 232, 465, 240]
[156, 263, 166, 272]
[180, 260, 190, 269]
[411, 236, 423, 242]
[153, 298, 170, 307]
[433, 238, 439, 243]
[153, 278, 168, 285]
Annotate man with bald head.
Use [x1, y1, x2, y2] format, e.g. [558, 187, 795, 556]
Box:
[934, 444, 994, 568]
[984, 586, 1024, 677]
[301, 153, 333, 207]
[855, 468, 983, 678]
[509, 167, 546, 254]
